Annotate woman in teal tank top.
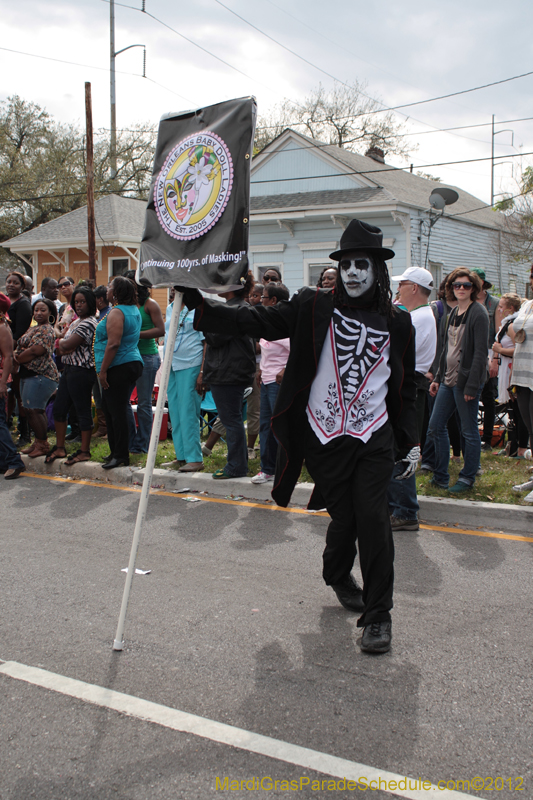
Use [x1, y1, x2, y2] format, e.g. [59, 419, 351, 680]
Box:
[94, 276, 143, 469]
[124, 271, 165, 453]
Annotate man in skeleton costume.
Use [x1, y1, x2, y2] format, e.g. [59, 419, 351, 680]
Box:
[184, 220, 418, 654]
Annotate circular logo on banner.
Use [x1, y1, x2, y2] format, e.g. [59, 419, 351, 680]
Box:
[154, 132, 234, 240]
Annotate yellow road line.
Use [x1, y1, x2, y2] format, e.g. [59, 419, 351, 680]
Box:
[21, 472, 533, 544]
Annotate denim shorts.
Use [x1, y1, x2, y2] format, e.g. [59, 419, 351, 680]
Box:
[21, 375, 58, 410]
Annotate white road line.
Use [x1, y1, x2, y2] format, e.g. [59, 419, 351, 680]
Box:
[0, 660, 483, 800]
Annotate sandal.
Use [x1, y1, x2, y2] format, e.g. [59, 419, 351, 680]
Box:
[44, 445, 67, 464]
[64, 449, 91, 466]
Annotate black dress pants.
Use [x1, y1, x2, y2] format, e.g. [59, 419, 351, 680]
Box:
[304, 421, 395, 628]
[101, 361, 143, 460]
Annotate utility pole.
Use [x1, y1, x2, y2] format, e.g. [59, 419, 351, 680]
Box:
[491, 114, 495, 208]
[110, 0, 117, 180]
[491, 115, 514, 207]
[85, 82, 96, 283]
[109, 0, 146, 183]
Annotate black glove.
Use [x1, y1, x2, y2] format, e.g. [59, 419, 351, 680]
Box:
[173, 286, 203, 310]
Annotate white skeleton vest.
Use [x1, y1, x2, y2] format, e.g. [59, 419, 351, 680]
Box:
[306, 307, 391, 444]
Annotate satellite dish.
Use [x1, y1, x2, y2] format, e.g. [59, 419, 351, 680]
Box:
[429, 187, 459, 209]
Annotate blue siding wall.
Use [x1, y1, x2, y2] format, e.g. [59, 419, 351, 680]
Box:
[409, 211, 530, 294]
[251, 141, 363, 196]
[250, 216, 406, 295]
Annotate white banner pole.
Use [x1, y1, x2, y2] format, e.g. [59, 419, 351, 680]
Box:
[113, 292, 183, 651]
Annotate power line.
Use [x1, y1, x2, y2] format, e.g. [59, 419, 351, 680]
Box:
[2, 149, 529, 206]
[250, 149, 533, 186]
[0, 45, 141, 79]
[212, 0, 533, 119]
[100, 0, 294, 104]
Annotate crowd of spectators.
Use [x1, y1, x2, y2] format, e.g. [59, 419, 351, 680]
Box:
[1, 262, 532, 507]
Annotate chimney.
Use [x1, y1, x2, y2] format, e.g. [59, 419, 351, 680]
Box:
[365, 146, 385, 163]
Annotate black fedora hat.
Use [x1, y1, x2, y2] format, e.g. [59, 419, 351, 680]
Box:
[329, 219, 395, 262]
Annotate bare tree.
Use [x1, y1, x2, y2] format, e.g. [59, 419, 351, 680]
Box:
[0, 97, 156, 269]
[495, 166, 533, 264]
[255, 81, 412, 159]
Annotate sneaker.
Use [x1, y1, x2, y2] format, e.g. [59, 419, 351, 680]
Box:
[523, 490, 533, 503]
[476, 466, 484, 476]
[201, 444, 212, 457]
[390, 515, 419, 532]
[480, 441, 493, 452]
[247, 448, 256, 460]
[251, 471, 274, 484]
[360, 621, 392, 654]
[212, 468, 233, 479]
[448, 481, 472, 494]
[512, 479, 533, 493]
[418, 463, 432, 474]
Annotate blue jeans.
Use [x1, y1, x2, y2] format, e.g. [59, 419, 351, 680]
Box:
[259, 381, 280, 475]
[128, 353, 161, 453]
[210, 384, 248, 477]
[426, 384, 482, 487]
[387, 465, 419, 520]
[0, 398, 24, 470]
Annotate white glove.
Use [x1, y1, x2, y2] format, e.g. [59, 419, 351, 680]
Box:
[394, 445, 421, 480]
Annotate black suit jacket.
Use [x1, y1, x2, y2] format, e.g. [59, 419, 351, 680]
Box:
[195, 287, 418, 507]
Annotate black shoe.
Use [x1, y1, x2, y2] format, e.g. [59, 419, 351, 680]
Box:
[16, 435, 31, 447]
[102, 454, 114, 463]
[102, 457, 129, 470]
[4, 465, 26, 480]
[390, 515, 419, 532]
[360, 621, 392, 654]
[66, 433, 81, 443]
[480, 441, 493, 452]
[330, 574, 364, 612]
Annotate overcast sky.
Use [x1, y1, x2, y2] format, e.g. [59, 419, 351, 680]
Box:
[2, 0, 532, 205]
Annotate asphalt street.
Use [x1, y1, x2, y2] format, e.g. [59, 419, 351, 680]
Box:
[1, 474, 532, 800]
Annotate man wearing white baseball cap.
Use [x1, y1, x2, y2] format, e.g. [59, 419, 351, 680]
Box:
[388, 267, 437, 530]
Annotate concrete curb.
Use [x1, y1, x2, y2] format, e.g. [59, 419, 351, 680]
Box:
[20, 455, 533, 534]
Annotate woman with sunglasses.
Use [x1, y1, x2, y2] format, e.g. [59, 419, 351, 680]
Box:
[261, 268, 282, 285]
[427, 269, 489, 493]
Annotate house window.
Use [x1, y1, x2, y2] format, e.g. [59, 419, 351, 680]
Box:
[111, 258, 129, 277]
[304, 260, 337, 288]
[508, 274, 517, 293]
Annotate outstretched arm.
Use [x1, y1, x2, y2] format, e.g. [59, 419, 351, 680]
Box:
[177, 286, 297, 342]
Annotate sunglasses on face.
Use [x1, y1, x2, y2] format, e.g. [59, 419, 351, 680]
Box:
[452, 282, 473, 290]
[58, 283, 70, 289]
[263, 275, 278, 282]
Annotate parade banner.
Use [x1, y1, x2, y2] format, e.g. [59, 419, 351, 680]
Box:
[138, 96, 257, 292]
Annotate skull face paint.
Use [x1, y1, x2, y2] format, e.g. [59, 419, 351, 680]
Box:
[339, 252, 375, 298]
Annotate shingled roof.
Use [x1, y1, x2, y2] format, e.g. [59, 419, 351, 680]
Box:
[2, 194, 147, 249]
[256, 130, 504, 230]
[251, 186, 392, 212]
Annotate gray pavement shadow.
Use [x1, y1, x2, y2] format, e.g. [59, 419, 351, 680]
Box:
[50, 483, 119, 517]
[169, 501, 241, 542]
[6, 480, 74, 509]
[230, 506, 298, 551]
[120, 495, 188, 525]
[236, 607, 420, 765]
[394, 532, 443, 597]
[442, 531, 505, 571]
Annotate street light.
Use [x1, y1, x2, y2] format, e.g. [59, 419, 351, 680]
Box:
[424, 187, 459, 268]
